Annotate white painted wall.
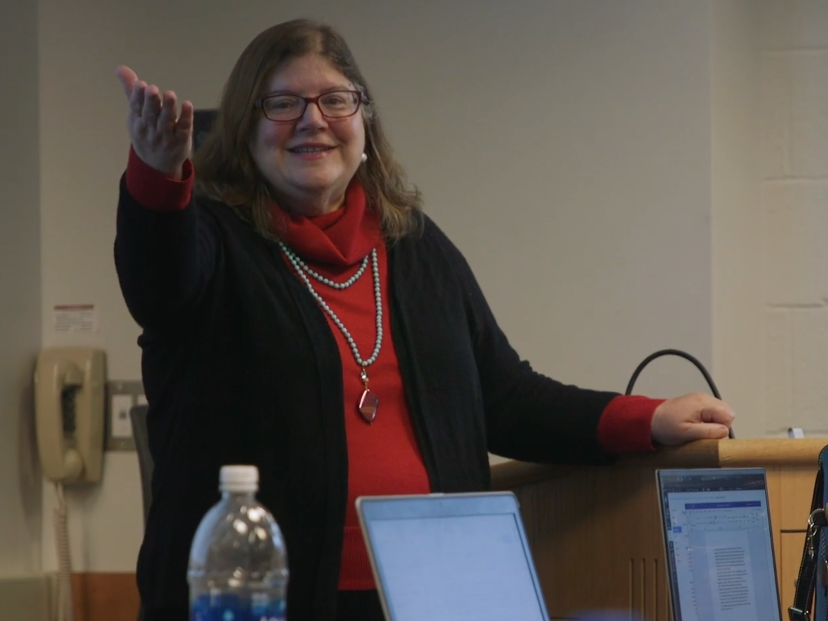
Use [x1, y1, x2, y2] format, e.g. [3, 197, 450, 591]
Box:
[760, 0, 828, 434]
[711, 2, 763, 438]
[0, 0, 44, 579]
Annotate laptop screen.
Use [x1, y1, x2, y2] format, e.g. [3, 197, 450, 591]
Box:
[656, 468, 781, 621]
[357, 492, 550, 621]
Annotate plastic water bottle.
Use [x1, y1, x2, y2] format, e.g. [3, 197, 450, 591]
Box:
[187, 465, 288, 621]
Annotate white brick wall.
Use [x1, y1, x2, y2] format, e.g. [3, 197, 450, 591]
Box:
[793, 309, 828, 431]
[763, 182, 828, 305]
[761, 0, 828, 432]
[765, 309, 793, 430]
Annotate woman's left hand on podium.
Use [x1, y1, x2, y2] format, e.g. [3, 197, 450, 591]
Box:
[650, 392, 735, 446]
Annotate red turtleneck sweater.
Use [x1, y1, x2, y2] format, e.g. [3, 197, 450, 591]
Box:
[267, 180, 431, 589]
[125, 148, 659, 591]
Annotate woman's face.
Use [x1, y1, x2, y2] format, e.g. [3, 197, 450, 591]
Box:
[250, 54, 366, 216]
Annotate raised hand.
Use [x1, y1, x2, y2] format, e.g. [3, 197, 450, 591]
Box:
[116, 66, 194, 179]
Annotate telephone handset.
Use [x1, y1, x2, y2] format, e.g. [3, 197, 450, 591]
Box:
[34, 347, 106, 484]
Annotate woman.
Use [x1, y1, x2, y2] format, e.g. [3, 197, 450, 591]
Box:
[114, 19, 734, 621]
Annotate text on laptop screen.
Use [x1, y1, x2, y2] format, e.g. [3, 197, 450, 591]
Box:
[658, 469, 781, 621]
[361, 497, 547, 621]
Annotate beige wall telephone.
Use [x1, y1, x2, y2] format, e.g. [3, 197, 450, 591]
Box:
[34, 347, 106, 484]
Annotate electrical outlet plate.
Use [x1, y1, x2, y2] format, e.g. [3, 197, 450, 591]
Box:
[105, 380, 145, 451]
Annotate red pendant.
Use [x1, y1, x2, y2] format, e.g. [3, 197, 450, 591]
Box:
[358, 389, 379, 424]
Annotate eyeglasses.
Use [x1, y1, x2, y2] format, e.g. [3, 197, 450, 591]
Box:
[254, 90, 365, 122]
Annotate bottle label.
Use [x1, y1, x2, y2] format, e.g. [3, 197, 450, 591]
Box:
[191, 593, 286, 621]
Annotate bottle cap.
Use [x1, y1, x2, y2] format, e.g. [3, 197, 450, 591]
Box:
[219, 465, 259, 493]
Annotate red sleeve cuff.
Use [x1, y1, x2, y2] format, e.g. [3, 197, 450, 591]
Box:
[125, 146, 194, 211]
[597, 395, 665, 454]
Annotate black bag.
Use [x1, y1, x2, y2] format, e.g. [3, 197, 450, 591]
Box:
[790, 445, 828, 621]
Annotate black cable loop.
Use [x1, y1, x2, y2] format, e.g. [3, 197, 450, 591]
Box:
[625, 348, 734, 439]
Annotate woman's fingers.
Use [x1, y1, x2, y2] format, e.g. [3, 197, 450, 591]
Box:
[120, 70, 187, 138]
[157, 91, 179, 132]
[116, 65, 138, 99]
[142, 84, 162, 122]
[155, 92, 194, 149]
[129, 81, 146, 117]
[117, 66, 192, 176]
[177, 100, 195, 136]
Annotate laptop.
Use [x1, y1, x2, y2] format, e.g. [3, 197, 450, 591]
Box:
[356, 492, 551, 621]
[656, 468, 782, 621]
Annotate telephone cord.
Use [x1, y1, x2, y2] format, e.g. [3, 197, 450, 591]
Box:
[54, 482, 75, 621]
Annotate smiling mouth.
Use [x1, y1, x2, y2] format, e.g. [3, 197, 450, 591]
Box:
[289, 146, 335, 154]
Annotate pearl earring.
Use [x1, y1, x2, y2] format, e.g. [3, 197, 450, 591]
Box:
[361, 152, 368, 163]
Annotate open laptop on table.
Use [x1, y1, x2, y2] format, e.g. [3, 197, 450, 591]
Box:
[656, 468, 782, 621]
[356, 492, 550, 621]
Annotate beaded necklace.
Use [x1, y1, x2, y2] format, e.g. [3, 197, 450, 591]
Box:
[279, 242, 381, 424]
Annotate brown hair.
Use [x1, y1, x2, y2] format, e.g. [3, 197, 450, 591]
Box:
[192, 19, 423, 240]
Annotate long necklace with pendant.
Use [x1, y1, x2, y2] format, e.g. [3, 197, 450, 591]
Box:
[279, 242, 381, 424]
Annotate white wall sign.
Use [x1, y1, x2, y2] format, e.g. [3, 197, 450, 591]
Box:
[53, 304, 98, 333]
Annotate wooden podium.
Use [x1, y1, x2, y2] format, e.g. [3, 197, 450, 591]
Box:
[490, 438, 826, 621]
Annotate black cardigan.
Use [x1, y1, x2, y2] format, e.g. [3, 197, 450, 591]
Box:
[114, 178, 618, 621]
